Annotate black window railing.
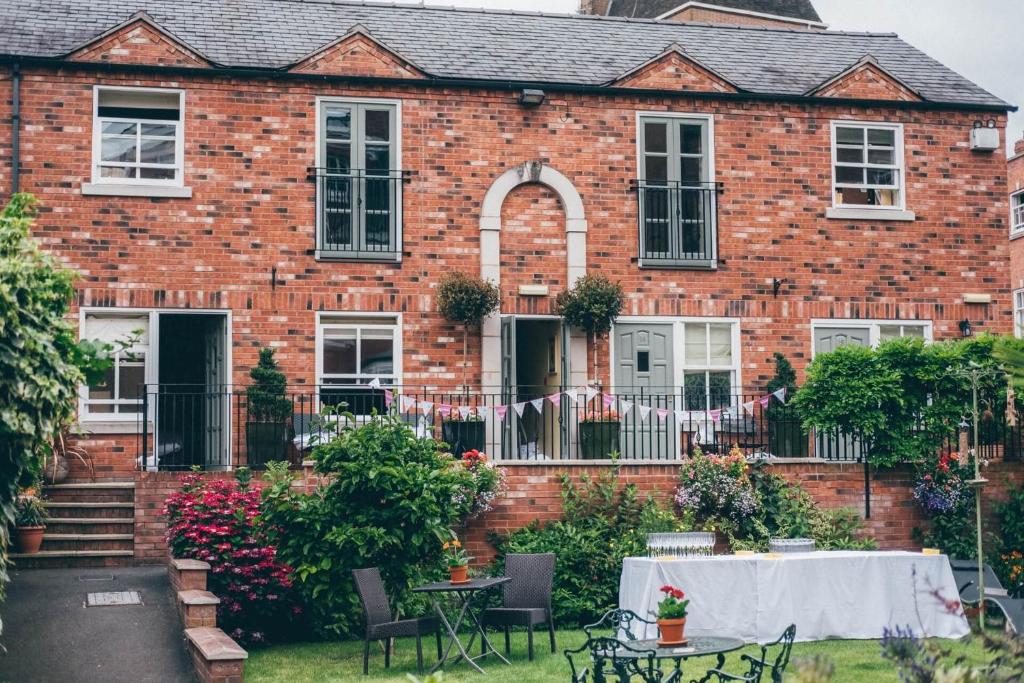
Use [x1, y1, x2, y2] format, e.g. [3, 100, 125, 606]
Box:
[312, 168, 406, 261]
[634, 180, 721, 268]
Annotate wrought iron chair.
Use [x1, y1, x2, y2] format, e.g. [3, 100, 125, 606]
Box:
[565, 636, 681, 683]
[480, 552, 556, 660]
[584, 608, 659, 641]
[692, 624, 795, 683]
[351, 568, 442, 675]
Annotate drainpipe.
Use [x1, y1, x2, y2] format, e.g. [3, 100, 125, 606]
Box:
[11, 61, 20, 195]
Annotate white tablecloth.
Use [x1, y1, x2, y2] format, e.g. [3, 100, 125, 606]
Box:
[619, 551, 969, 643]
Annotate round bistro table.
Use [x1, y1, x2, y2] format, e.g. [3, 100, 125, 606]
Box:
[605, 636, 746, 678]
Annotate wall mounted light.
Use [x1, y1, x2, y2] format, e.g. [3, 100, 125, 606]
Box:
[518, 89, 546, 107]
[958, 319, 973, 338]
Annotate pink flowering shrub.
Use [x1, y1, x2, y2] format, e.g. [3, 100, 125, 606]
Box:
[164, 473, 301, 644]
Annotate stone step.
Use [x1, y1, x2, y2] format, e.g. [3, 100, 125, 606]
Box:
[44, 502, 135, 520]
[41, 534, 135, 552]
[46, 518, 135, 535]
[10, 549, 134, 569]
[45, 481, 135, 489]
[44, 501, 134, 508]
[44, 483, 135, 504]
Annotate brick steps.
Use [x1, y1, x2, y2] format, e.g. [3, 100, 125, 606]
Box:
[10, 549, 134, 568]
[46, 518, 135, 535]
[41, 533, 134, 552]
[45, 482, 135, 504]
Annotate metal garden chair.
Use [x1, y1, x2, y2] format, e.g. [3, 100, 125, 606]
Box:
[584, 608, 658, 641]
[480, 552, 556, 660]
[565, 636, 681, 683]
[691, 624, 796, 683]
[352, 567, 442, 675]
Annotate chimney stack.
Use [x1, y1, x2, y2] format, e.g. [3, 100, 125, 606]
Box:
[1015, 132, 1024, 157]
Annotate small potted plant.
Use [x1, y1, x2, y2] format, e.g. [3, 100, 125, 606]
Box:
[765, 352, 807, 457]
[14, 495, 48, 554]
[441, 410, 486, 458]
[442, 533, 471, 584]
[579, 406, 620, 459]
[245, 347, 292, 467]
[655, 584, 690, 646]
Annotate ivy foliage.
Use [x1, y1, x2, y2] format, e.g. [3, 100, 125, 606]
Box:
[259, 413, 481, 637]
[793, 336, 1017, 468]
[0, 194, 115, 619]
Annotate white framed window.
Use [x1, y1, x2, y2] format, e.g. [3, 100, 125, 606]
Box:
[1015, 290, 1024, 339]
[635, 112, 717, 268]
[315, 97, 402, 260]
[831, 121, 905, 210]
[315, 313, 401, 416]
[811, 319, 932, 357]
[81, 313, 150, 418]
[681, 321, 738, 411]
[1012, 191, 1024, 236]
[92, 86, 184, 186]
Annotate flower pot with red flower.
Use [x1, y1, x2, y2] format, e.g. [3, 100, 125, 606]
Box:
[579, 408, 620, 459]
[655, 584, 690, 645]
[442, 532, 472, 584]
[441, 413, 486, 458]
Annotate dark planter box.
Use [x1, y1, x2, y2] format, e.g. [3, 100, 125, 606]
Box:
[768, 418, 809, 458]
[442, 420, 486, 457]
[579, 421, 621, 459]
[245, 422, 289, 467]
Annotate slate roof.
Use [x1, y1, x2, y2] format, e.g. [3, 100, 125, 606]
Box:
[603, 0, 822, 23]
[0, 0, 1009, 109]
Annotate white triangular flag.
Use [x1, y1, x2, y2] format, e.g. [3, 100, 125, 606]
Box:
[368, 377, 381, 389]
[530, 398, 545, 414]
[513, 402, 527, 417]
[620, 400, 633, 415]
[458, 406, 473, 419]
[585, 386, 600, 402]
[400, 395, 416, 413]
[563, 390, 579, 405]
[420, 401, 434, 415]
[674, 410, 687, 423]
[772, 388, 787, 404]
[637, 405, 651, 422]
[742, 400, 755, 415]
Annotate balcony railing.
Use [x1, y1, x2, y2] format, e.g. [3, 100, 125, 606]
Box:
[634, 180, 721, 269]
[312, 168, 406, 261]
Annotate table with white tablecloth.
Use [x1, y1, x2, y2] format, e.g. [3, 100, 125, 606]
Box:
[619, 551, 969, 643]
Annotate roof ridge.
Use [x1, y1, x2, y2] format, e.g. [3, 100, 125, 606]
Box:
[255, 0, 900, 37]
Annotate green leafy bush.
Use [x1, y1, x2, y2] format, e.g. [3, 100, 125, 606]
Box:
[491, 468, 681, 627]
[555, 274, 624, 378]
[436, 272, 500, 388]
[260, 413, 488, 637]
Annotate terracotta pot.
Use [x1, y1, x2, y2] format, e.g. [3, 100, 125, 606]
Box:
[657, 617, 686, 644]
[15, 526, 45, 554]
[449, 565, 469, 584]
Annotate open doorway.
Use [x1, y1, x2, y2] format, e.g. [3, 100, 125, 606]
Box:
[502, 317, 565, 459]
[155, 313, 229, 470]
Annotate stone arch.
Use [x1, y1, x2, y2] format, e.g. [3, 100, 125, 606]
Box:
[479, 161, 587, 286]
[479, 161, 589, 390]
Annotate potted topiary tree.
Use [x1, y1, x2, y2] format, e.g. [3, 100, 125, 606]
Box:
[766, 352, 808, 457]
[245, 348, 292, 467]
[556, 275, 624, 458]
[437, 272, 500, 456]
[14, 494, 47, 554]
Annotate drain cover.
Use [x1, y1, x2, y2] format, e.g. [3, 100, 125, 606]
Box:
[86, 591, 142, 607]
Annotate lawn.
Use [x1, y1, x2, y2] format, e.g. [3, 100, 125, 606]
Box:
[246, 629, 990, 682]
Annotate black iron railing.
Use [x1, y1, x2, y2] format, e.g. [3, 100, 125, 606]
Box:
[136, 384, 1024, 471]
[634, 180, 721, 268]
[312, 168, 406, 261]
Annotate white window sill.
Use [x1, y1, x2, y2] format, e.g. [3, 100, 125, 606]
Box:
[82, 183, 192, 199]
[826, 207, 915, 221]
[75, 420, 151, 435]
[1010, 229, 1024, 241]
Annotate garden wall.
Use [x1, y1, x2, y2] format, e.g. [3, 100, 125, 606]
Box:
[134, 460, 1024, 566]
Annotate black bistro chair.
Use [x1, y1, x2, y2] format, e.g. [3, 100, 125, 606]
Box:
[692, 624, 796, 683]
[585, 608, 658, 641]
[480, 552, 556, 660]
[565, 636, 681, 683]
[352, 567, 442, 675]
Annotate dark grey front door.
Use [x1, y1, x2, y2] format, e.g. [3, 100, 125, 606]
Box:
[615, 323, 674, 459]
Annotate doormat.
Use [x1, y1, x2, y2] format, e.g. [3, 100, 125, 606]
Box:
[86, 591, 142, 607]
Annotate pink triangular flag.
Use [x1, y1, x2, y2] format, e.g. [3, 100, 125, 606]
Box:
[637, 405, 651, 422]
[513, 402, 527, 417]
[458, 406, 473, 419]
[494, 405, 508, 421]
[602, 394, 616, 408]
[546, 392, 561, 407]
[530, 398, 545, 414]
[759, 395, 771, 408]
[656, 408, 669, 422]
[772, 388, 787, 404]
[383, 389, 394, 407]
[438, 404, 453, 418]
[709, 409, 722, 422]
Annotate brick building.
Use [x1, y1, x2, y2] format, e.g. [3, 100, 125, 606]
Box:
[1010, 133, 1024, 334]
[0, 0, 1014, 477]
[579, 0, 826, 29]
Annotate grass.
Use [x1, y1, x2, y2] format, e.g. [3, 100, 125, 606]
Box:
[246, 629, 991, 682]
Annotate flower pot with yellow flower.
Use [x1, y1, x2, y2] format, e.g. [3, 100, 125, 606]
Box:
[654, 584, 690, 646]
[442, 533, 472, 584]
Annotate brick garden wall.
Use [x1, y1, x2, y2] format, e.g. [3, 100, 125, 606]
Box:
[137, 460, 1024, 566]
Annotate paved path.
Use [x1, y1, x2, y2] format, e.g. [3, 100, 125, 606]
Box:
[0, 565, 194, 683]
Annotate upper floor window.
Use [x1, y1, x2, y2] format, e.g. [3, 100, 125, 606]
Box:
[315, 99, 402, 261]
[1012, 191, 1024, 236]
[832, 122, 904, 210]
[636, 114, 718, 269]
[92, 87, 183, 186]
[80, 313, 149, 419]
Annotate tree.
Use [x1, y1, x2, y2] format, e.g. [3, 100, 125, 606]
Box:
[555, 274, 624, 383]
[436, 272, 500, 390]
[247, 348, 291, 422]
[0, 194, 113, 626]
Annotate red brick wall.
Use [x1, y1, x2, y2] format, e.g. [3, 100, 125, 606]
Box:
[4, 65, 1011, 473]
[134, 470, 237, 563]
[1009, 138, 1024, 295]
